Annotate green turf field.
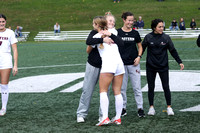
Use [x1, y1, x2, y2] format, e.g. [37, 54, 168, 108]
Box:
[0, 39, 200, 132]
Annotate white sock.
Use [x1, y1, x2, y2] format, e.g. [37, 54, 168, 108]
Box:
[115, 94, 123, 119]
[1, 84, 9, 110]
[100, 92, 109, 120]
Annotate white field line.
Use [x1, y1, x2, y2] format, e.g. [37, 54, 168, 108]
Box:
[18, 59, 200, 70]
[18, 64, 85, 70]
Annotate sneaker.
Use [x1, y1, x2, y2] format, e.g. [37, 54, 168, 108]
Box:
[148, 107, 155, 116]
[121, 108, 127, 117]
[0, 109, 6, 116]
[77, 117, 85, 123]
[138, 108, 145, 117]
[96, 117, 110, 126]
[111, 117, 121, 125]
[167, 107, 174, 116]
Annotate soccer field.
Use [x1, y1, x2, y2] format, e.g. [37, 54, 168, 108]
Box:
[0, 39, 200, 132]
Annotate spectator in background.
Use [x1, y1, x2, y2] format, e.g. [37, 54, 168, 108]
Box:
[190, 18, 196, 30]
[113, 0, 120, 3]
[137, 16, 144, 29]
[179, 18, 186, 30]
[169, 19, 178, 31]
[133, 18, 137, 30]
[15, 26, 23, 38]
[197, 35, 200, 47]
[54, 22, 60, 35]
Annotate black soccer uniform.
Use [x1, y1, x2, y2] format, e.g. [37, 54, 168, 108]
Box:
[142, 32, 182, 106]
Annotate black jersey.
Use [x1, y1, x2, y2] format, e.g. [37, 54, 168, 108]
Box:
[86, 30, 102, 68]
[117, 28, 142, 65]
[142, 32, 182, 72]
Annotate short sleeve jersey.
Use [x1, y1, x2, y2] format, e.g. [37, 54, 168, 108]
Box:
[0, 29, 18, 53]
[117, 28, 141, 65]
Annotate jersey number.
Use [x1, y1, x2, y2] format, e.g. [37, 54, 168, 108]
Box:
[0, 41, 2, 46]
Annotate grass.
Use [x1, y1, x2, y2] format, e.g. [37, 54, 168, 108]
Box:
[1, 0, 200, 40]
[0, 39, 199, 132]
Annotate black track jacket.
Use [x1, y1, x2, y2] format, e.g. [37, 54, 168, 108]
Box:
[142, 32, 182, 72]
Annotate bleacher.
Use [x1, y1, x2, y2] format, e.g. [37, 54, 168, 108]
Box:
[34, 29, 200, 41]
[17, 32, 30, 42]
[34, 31, 91, 41]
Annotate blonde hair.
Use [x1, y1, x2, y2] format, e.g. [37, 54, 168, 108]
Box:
[105, 11, 116, 22]
[93, 16, 107, 30]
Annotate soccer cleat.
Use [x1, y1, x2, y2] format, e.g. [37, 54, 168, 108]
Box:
[121, 108, 127, 117]
[77, 117, 85, 123]
[148, 107, 155, 116]
[96, 117, 110, 126]
[0, 109, 6, 116]
[138, 108, 145, 117]
[111, 117, 121, 125]
[167, 107, 174, 116]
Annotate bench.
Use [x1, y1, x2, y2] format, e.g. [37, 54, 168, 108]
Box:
[16, 32, 30, 42]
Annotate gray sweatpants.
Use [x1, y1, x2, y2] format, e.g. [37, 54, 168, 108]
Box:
[77, 62, 100, 118]
[121, 64, 143, 109]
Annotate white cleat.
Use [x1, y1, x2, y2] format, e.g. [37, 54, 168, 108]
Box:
[77, 117, 85, 123]
[167, 107, 174, 116]
[148, 107, 155, 116]
[0, 109, 6, 116]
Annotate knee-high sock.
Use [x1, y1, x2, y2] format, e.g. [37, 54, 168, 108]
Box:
[115, 94, 123, 119]
[1, 84, 9, 110]
[100, 92, 109, 120]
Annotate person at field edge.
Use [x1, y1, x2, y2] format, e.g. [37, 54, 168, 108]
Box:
[169, 19, 179, 31]
[87, 14, 124, 126]
[197, 34, 200, 47]
[142, 19, 184, 116]
[76, 17, 116, 123]
[137, 16, 144, 29]
[179, 18, 186, 30]
[117, 12, 145, 117]
[54, 22, 60, 35]
[190, 18, 196, 30]
[0, 14, 18, 116]
[15, 26, 23, 38]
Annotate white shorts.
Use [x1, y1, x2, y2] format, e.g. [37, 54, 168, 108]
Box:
[101, 59, 125, 76]
[0, 53, 13, 69]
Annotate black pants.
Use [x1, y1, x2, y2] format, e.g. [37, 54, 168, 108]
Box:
[146, 70, 171, 106]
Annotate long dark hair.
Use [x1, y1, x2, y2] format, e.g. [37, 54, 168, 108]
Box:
[0, 14, 7, 20]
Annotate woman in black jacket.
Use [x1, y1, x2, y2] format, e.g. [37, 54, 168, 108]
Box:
[142, 19, 184, 116]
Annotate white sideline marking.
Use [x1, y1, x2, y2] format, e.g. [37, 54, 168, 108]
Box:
[60, 81, 83, 93]
[141, 71, 200, 92]
[9, 73, 85, 93]
[180, 105, 200, 112]
[17, 59, 200, 70]
[18, 64, 85, 70]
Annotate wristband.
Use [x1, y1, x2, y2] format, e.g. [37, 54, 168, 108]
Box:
[138, 55, 142, 58]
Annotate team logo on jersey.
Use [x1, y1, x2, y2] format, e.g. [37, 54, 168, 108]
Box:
[160, 42, 166, 45]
